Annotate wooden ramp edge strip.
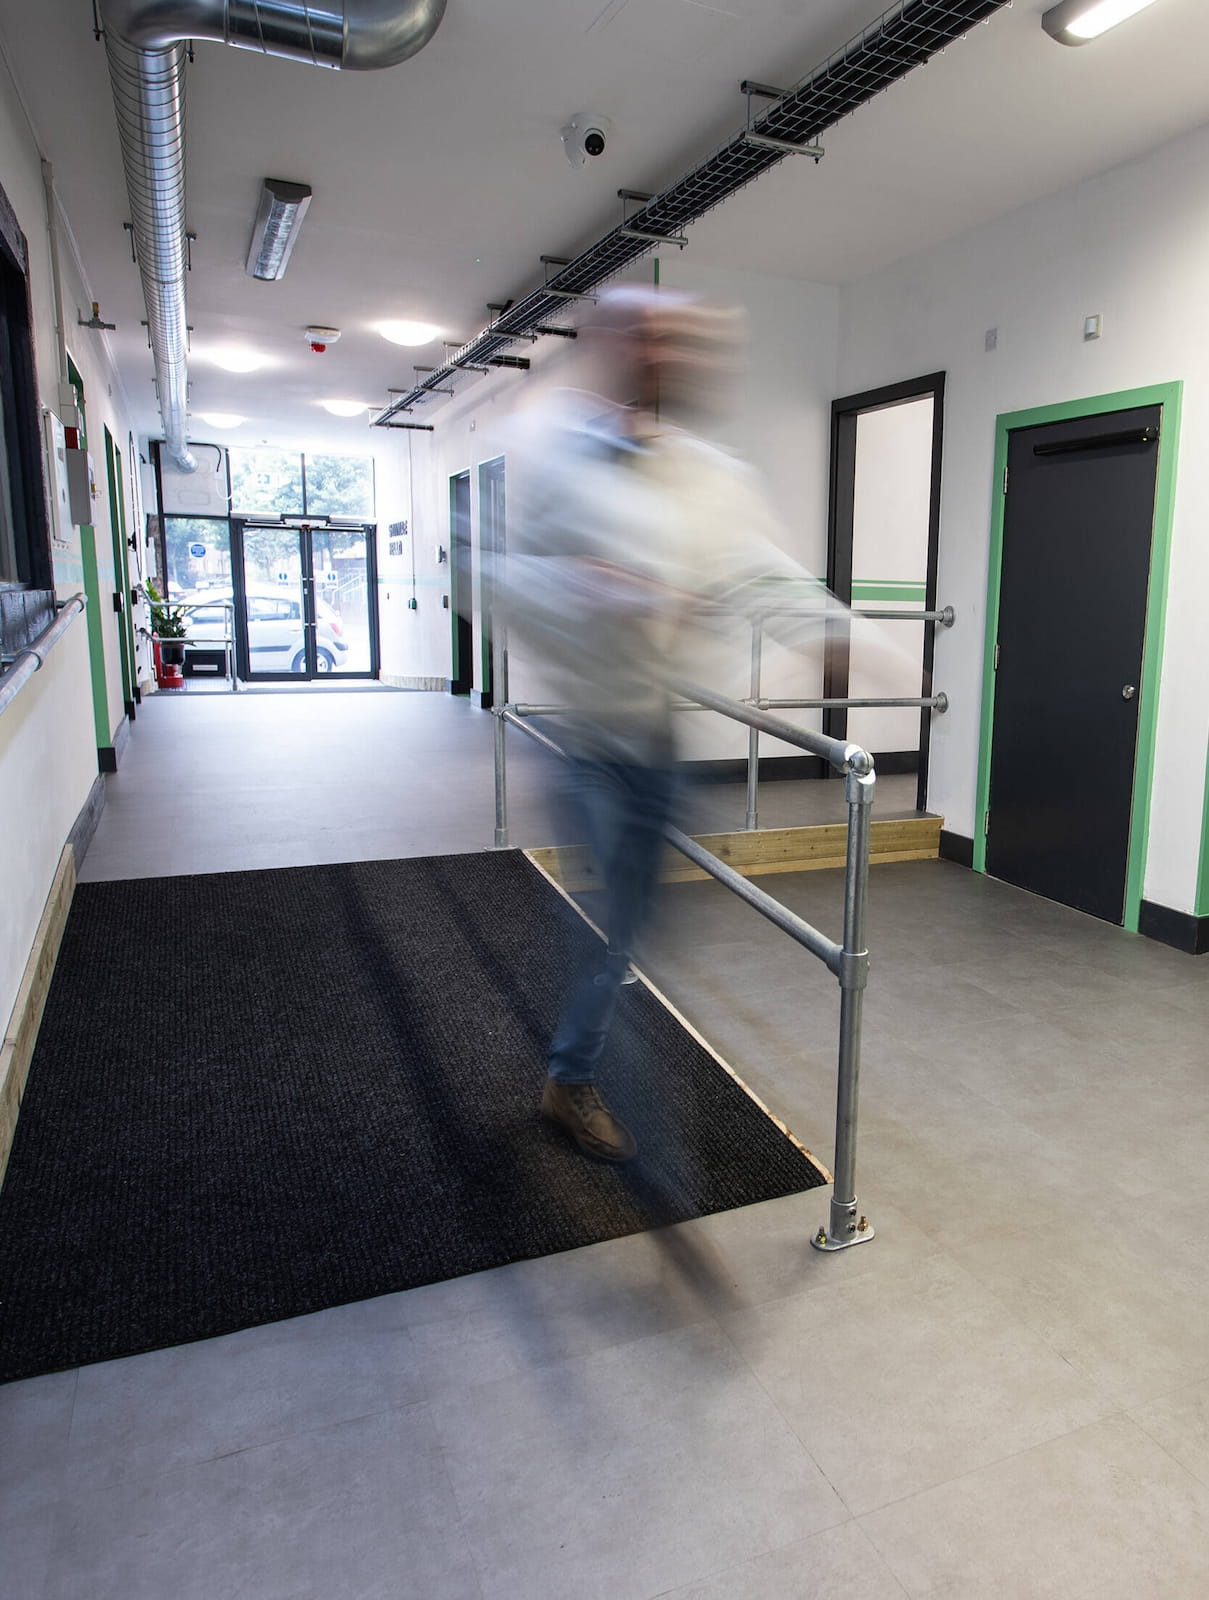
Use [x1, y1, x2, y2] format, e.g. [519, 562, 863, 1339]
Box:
[522, 849, 832, 1184]
[529, 815, 942, 893]
[0, 846, 77, 1188]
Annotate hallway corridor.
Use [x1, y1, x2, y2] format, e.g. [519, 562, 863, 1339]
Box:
[5, 691, 1209, 1599]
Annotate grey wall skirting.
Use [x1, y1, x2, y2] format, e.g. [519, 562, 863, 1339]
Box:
[67, 774, 106, 869]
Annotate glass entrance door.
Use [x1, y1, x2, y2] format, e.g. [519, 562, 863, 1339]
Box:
[235, 522, 376, 680]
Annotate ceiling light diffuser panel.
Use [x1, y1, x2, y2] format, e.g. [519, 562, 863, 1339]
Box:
[376, 320, 441, 346]
[1042, 0, 1161, 44]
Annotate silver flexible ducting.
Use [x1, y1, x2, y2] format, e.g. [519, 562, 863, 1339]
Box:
[100, 2, 448, 471]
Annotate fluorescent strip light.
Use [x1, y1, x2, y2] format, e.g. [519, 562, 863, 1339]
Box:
[195, 412, 244, 428]
[246, 178, 313, 281]
[1042, 0, 1161, 45]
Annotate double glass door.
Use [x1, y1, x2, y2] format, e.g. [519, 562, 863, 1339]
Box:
[235, 521, 376, 680]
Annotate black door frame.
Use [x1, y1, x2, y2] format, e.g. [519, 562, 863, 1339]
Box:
[231, 517, 380, 682]
[447, 470, 472, 695]
[826, 372, 945, 812]
[475, 456, 505, 710]
[973, 382, 1183, 936]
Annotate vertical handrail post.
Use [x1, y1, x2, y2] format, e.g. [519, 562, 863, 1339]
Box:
[814, 757, 876, 1251]
[493, 708, 509, 847]
[745, 614, 763, 830]
[492, 608, 510, 847]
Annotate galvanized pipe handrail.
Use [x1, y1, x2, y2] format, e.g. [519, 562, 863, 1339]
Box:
[759, 693, 949, 712]
[664, 825, 842, 973]
[493, 671, 877, 1253]
[140, 598, 238, 691]
[668, 677, 871, 775]
[756, 603, 955, 626]
[0, 595, 87, 719]
[853, 605, 954, 625]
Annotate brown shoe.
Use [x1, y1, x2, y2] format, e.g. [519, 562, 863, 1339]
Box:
[541, 1079, 637, 1163]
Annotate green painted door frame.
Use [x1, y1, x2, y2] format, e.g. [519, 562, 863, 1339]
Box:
[1198, 751, 1209, 921]
[974, 381, 1183, 933]
[104, 428, 136, 716]
[67, 359, 115, 761]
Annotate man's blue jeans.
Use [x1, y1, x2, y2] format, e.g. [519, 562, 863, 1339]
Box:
[547, 758, 679, 1085]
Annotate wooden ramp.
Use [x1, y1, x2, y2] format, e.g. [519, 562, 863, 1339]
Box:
[528, 815, 942, 892]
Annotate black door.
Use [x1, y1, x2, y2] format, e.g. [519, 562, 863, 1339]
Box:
[448, 471, 472, 695]
[986, 405, 1161, 922]
[478, 456, 505, 709]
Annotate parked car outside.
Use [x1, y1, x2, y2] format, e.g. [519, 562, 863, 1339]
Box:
[180, 586, 350, 674]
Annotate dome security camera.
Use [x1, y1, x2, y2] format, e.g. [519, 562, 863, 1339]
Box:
[561, 113, 612, 167]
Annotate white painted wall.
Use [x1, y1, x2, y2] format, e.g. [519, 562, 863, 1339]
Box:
[391, 258, 841, 761]
[0, 33, 142, 1035]
[848, 396, 933, 755]
[839, 118, 1209, 914]
[0, 621, 97, 1020]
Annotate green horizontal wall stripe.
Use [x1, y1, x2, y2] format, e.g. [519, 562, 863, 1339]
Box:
[851, 581, 927, 602]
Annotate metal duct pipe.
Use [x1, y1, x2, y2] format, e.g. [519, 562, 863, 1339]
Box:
[100, 2, 447, 472]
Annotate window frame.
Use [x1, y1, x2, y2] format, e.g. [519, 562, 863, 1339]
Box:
[0, 177, 53, 594]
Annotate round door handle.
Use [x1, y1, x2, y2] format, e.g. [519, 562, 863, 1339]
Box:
[1121, 684, 1137, 701]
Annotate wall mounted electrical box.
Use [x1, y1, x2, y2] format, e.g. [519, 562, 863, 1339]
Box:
[64, 434, 96, 526]
[42, 410, 73, 548]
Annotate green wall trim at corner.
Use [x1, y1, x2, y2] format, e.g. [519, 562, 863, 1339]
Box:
[78, 523, 112, 752]
[974, 381, 1184, 934]
[1197, 734, 1209, 918]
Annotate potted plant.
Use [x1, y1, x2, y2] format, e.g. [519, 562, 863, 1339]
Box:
[146, 581, 191, 689]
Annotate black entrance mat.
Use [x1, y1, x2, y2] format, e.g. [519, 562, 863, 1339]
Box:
[0, 850, 826, 1383]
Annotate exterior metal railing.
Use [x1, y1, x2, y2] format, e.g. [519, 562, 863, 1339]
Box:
[0, 594, 87, 719]
[140, 598, 239, 692]
[492, 647, 884, 1254]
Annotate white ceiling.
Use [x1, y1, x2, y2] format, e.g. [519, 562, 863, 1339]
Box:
[2, 0, 1207, 452]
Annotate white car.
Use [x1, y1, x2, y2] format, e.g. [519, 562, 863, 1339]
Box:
[181, 586, 350, 673]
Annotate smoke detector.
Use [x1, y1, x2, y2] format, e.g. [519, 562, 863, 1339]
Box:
[305, 325, 341, 353]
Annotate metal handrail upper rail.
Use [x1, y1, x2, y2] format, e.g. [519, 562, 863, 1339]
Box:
[0, 595, 87, 719]
[667, 677, 872, 775]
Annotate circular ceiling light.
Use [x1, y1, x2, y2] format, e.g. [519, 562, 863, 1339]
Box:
[376, 320, 441, 346]
[195, 412, 245, 428]
[209, 346, 267, 373]
[320, 399, 371, 418]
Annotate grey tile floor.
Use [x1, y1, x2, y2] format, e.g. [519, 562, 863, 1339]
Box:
[5, 688, 1209, 1598]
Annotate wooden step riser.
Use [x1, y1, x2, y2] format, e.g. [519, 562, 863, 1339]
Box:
[528, 816, 941, 893]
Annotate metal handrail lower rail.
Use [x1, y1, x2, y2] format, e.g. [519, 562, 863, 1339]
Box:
[759, 693, 949, 712]
[494, 682, 876, 1254]
[0, 594, 87, 719]
[755, 603, 956, 627]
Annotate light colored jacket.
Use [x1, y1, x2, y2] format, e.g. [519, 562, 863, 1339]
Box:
[503, 389, 840, 767]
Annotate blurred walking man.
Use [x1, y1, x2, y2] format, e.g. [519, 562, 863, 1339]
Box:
[506, 288, 905, 1162]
